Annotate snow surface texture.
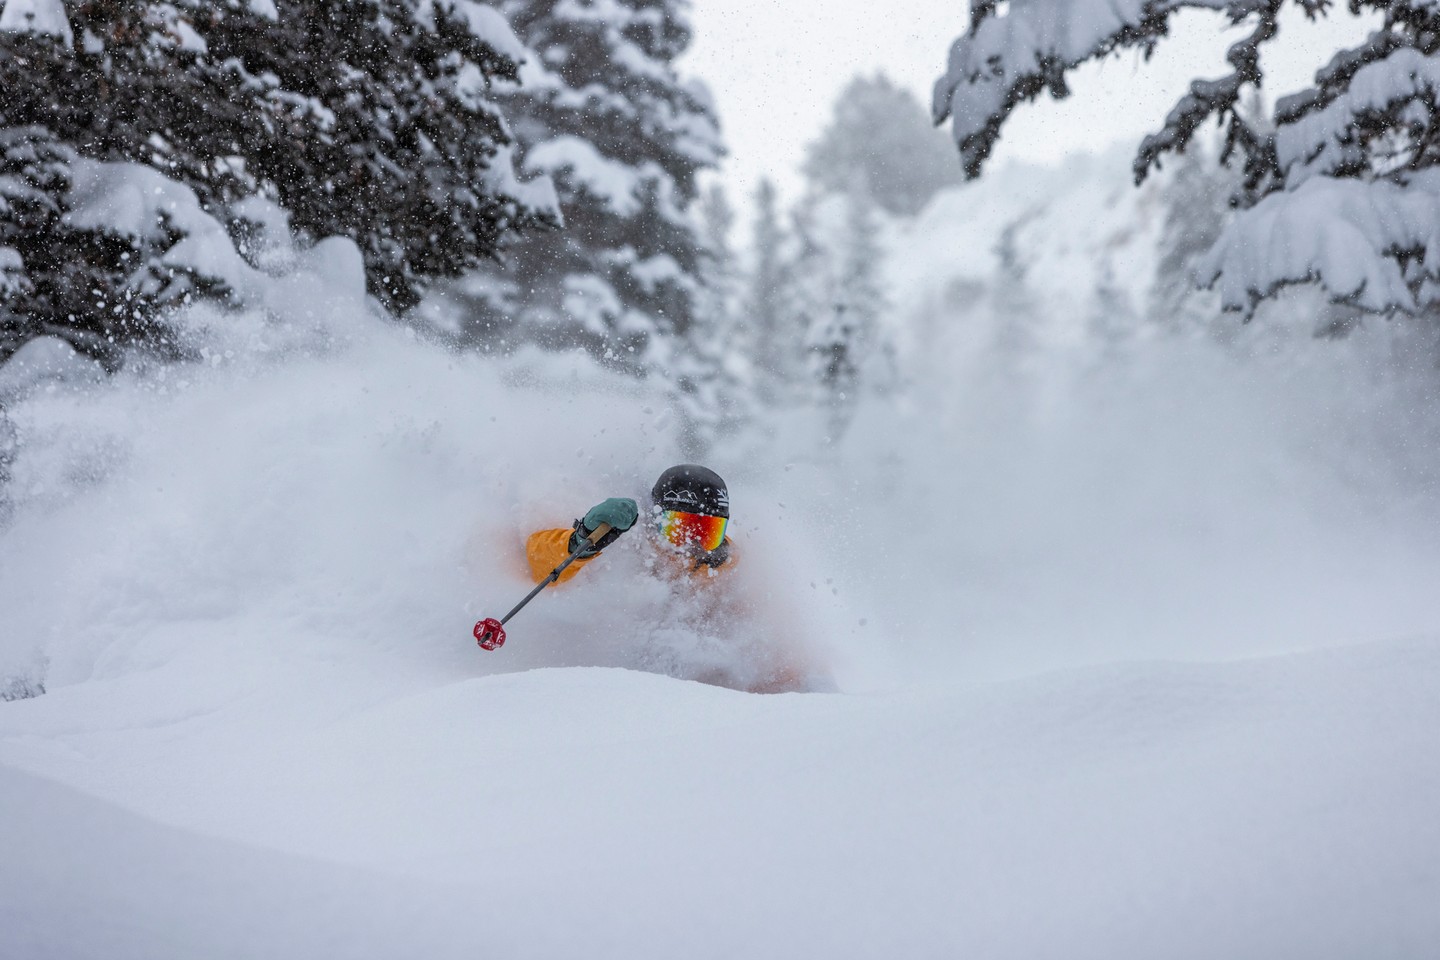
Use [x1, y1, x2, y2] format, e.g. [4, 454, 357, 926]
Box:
[5, 642, 1438, 959]
[3, 150, 1440, 957]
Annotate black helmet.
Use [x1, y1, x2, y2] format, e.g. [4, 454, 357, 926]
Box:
[651, 464, 729, 518]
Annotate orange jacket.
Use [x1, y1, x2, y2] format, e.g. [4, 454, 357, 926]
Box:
[525, 526, 735, 585]
[524, 527, 597, 585]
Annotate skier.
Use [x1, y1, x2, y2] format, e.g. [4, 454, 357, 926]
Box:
[524, 463, 734, 585]
[516, 463, 826, 693]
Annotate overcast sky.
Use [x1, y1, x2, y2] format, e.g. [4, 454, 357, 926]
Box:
[681, 2, 1374, 207]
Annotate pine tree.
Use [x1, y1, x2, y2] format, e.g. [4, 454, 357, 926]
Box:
[1150, 144, 1234, 337]
[784, 193, 836, 401]
[989, 216, 1041, 369]
[670, 184, 747, 456]
[0, 0, 552, 344]
[743, 178, 792, 400]
[0, 15, 215, 366]
[808, 192, 888, 441]
[695, 184, 738, 350]
[0, 406, 14, 514]
[804, 73, 962, 217]
[842, 193, 895, 394]
[932, 0, 1440, 318]
[198, 0, 557, 312]
[456, 0, 721, 370]
[1088, 258, 1138, 362]
[0, 125, 214, 367]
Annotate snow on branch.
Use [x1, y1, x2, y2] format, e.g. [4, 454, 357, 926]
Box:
[0, 0, 72, 45]
[0, 245, 24, 297]
[1276, 44, 1440, 186]
[1132, 1, 1279, 192]
[932, 0, 1440, 319]
[1198, 172, 1440, 315]
[523, 136, 671, 219]
[1282, 28, 1406, 117]
[420, 0, 529, 65]
[930, 0, 1347, 186]
[932, 0, 1232, 177]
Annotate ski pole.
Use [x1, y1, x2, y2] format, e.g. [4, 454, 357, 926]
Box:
[473, 522, 615, 651]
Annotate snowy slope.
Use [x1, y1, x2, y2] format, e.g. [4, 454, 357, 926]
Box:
[4, 639, 1438, 959]
[4, 153, 1440, 958]
[1, 765, 481, 960]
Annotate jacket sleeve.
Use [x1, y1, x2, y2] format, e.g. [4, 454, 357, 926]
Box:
[525, 527, 595, 585]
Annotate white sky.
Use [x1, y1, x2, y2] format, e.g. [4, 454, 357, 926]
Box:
[681, 2, 1374, 207]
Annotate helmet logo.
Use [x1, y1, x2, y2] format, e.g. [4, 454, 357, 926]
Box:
[662, 489, 701, 508]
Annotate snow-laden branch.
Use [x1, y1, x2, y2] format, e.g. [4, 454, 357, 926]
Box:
[932, 0, 1244, 177]
[1277, 44, 1440, 185]
[1198, 172, 1440, 315]
[418, 0, 529, 64]
[0, 0, 72, 46]
[933, 0, 1440, 317]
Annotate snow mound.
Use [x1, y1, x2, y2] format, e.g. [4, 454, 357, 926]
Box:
[3, 638, 1438, 958]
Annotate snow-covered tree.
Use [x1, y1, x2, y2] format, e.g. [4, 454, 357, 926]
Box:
[670, 184, 748, 456]
[455, 0, 722, 370]
[0, 126, 217, 367]
[694, 184, 739, 347]
[0, 0, 554, 321]
[0, 407, 13, 517]
[743, 178, 793, 399]
[781, 194, 826, 325]
[988, 215, 1042, 367]
[209, 0, 559, 312]
[1088, 258, 1138, 361]
[1150, 143, 1235, 336]
[805, 73, 963, 217]
[932, 0, 1440, 318]
[807, 193, 888, 441]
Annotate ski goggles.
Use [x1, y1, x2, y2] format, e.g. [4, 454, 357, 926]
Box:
[658, 509, 728, 552]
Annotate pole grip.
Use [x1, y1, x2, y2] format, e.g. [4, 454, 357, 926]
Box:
[585, 522, 614, 545]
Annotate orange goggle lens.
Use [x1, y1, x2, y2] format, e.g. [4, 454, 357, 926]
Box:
[658, 509, 728, 552]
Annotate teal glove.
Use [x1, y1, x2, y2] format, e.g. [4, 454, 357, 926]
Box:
[584, 497, 638, 533]
[569, 497, 638, 556]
